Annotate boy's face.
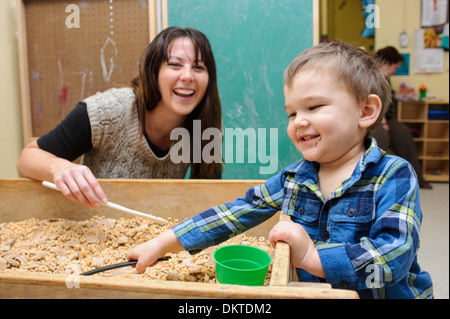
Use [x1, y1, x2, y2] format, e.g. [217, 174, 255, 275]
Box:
[284, 68, 367, 166]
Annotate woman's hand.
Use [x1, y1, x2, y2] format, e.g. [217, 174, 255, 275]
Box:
[17, 140, 107, 208]
[52, 162, 108, 208]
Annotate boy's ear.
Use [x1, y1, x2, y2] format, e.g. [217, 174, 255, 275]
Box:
[359, 94, 382, 129]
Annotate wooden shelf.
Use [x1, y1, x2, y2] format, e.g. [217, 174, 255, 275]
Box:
[398, 101, 449, 183]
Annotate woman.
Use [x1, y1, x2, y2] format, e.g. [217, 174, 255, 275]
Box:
[372, 46, 432, 189]
[17, 27, 223, 207]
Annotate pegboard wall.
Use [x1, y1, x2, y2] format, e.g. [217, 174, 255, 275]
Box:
[18, 0, 151, 141]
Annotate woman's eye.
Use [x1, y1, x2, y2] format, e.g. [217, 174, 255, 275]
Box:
[287, 112, 296, 118]
[194, 64, 206, 71]
[168, 62, 181, 68]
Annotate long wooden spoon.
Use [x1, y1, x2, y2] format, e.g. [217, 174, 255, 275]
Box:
[42, 181, 167, 225]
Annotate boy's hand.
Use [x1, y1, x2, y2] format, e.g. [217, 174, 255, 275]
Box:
[269, 219, 325, 278]
[127, 238, 163, 274]
[127, 229, 185, 274]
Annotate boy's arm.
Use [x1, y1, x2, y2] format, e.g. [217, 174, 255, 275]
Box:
[126, 171, 286, 273]
[172, 172, 286, 252]
[127, 173, 286, 273]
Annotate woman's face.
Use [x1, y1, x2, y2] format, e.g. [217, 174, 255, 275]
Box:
[156, 37, 209, 117]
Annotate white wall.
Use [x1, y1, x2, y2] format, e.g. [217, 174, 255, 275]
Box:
[0, 0, 22, 177]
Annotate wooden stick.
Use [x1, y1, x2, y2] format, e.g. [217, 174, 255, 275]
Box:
[269, 212, 292, 286]
[42, 181, 167, 225]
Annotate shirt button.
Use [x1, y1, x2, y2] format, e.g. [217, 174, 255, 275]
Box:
[298, 207, 305, 215]
[322, 231, 330, 240]
[347, 208, 356, 217]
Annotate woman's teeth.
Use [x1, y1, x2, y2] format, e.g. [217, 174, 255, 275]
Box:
[174, 89, 195, 96]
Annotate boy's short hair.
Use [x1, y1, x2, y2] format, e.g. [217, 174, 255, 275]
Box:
[284, 42, 392, 134]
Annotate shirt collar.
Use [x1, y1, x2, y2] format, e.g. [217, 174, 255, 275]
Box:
[284, 137, 384, 185]
[360, 137, 385, 170]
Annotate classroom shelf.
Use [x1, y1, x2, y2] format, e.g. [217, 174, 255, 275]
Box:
[397, 101, 449, 182]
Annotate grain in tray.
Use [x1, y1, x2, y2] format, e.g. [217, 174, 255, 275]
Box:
[0, 216, 274, 285]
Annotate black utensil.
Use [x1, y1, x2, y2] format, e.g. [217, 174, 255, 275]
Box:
[80, 256, 170, 276]
[79, 249, 202, 276]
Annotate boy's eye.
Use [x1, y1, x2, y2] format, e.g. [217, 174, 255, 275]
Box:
[309, 105, 322, 111]
[287, 112, 296, 119]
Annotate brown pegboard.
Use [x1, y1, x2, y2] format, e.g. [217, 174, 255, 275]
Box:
[21, 0, 150, 138]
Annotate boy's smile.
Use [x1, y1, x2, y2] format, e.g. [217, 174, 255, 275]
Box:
[284, 68, 367, 167]
[296, 132, 322, 146]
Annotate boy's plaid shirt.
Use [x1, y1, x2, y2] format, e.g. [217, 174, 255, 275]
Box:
[173, 138, 433, 298]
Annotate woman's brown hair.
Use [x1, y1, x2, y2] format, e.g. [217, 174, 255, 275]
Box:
[131, 27, 222, 179]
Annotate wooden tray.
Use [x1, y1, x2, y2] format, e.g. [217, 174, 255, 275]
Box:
[0, 178, 358, 299]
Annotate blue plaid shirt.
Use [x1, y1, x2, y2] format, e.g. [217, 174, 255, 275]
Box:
[173, 138, 433, 299]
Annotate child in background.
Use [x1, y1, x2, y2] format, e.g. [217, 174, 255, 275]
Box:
[127, 42, 433, 299]
[372, 46, 432, 189]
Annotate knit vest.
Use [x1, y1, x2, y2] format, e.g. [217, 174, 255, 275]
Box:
[82, 87, 189, 179]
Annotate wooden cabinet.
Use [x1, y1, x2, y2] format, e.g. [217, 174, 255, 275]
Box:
[397, 101, 449, 182]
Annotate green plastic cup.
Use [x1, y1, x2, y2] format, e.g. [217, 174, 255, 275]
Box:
[213, 245, 272, 286]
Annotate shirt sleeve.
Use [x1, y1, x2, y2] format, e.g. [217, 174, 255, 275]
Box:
[317, 160, 422, 291]
[37, 102, 92, 162]
[172, 170, 287, 251]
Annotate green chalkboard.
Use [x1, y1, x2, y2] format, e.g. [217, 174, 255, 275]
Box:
[168, 0, 314, 179]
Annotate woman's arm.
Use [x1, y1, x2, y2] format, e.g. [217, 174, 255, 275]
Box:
[16, 102, 107, 207]
[17, 140, 107, 207]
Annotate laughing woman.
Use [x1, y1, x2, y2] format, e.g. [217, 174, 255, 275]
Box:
[17, 27, 223, 207]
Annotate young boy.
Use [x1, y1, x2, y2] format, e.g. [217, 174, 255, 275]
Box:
[127, 42, 433, 299]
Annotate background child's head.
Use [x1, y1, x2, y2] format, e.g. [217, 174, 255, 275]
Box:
[376, 46, 405, 77]
[284, 42, 391, 135]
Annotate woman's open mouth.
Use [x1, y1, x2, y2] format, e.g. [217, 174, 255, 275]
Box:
[173, 88, 195, 98]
